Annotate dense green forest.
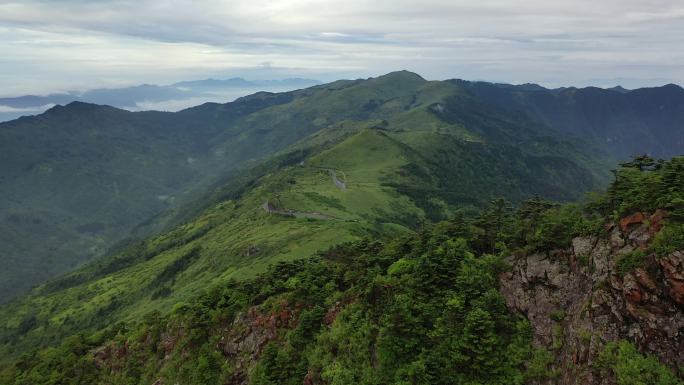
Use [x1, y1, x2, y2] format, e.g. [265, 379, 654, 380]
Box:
[2, 156, 683, 385]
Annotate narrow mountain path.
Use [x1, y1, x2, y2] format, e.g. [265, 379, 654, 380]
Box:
[262, 200, 335, 220]
[329, 169, 346, 190]
[306, 164, 348, 190]
[259, 165, 347, 220]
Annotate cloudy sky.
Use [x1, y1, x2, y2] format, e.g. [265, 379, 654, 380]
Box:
[1, 0, 683, 96]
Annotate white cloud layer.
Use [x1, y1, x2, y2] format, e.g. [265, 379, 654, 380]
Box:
[0, 0, 683, 95]
[0, 103, 54, 113]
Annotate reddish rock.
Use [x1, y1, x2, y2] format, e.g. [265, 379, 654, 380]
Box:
[278, 309, 291, 326]
[323, 302, 343, 325]
[634, 268, 657, 292]
[92, 346, 111, 369]
[568, 252, 578, 272]
[160, 332, 177, 356]
[623, 274, 644, 304]
[501, 223, 684, 384]
[610, 226, 626, 249]
[649, 209, 668, 236]
[303, 368, 315, 385]
[660, 252, 684, 305]
[620, 212, 645, 232]
[114, 341, 128, 359]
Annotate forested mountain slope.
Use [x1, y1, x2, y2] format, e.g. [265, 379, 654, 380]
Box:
[462, 81, 684, 159]
[0, 71, 617, 302]
[0, 71, 683, 384]
[0, 93, 307, 301]
[1, 71, 682, 306]
[2, 156, 683, 385]
[0, 99, 604, 361]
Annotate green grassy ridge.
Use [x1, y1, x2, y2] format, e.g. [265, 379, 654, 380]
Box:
[0, 70, 617, 303]
[5, 69, 680, 305]
[0, 120, 606, 363]
[0, 129, 423, 360]
[0, 71, 618, 361]
[0, 71, 449, 303]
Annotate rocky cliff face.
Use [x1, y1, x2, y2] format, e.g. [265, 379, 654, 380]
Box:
[92, 301, 303, 385]
[501, 210, 684, 384]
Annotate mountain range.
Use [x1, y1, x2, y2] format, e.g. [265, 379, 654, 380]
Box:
[0, 71, 683, 384]
[0, 77, 322, 122]
[461, 81, 684, 159]
[2, 71, 684, 303]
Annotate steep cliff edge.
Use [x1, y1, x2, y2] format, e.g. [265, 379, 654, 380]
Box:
[501, 210, 684, 384]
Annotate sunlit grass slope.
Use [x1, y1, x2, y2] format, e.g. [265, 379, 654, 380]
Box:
[0, 129, 426, 359]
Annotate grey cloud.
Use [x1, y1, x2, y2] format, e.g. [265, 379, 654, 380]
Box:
[0, 0, 682, 95]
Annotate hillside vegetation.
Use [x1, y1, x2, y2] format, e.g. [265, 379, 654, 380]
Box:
[0, 70, 616, 302]
[0, 110, 604, 357]
[2, 156, 683, 385]
[462, 81, 684, 159]
[4, 71, 681, 302]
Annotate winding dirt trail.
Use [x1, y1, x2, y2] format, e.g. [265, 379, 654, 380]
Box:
[262, 200, 335, 220]
[329, 169, 347, 190]
[307, 164, 347, 190]
[259, 165, 347, 219]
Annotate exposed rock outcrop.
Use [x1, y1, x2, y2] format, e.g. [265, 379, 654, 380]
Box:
[500, 211, 684, 384]
[93, 301, 303, 385]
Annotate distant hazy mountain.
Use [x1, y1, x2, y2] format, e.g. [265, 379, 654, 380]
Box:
[0, 77, 322, 121]
[172, 77, 323, 89]
[0, 94, 79, 122]
[0, 94, 77, 108]
[79, 84, 191, 107]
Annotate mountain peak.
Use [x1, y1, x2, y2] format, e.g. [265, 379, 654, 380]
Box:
[375, 70, 426, 82]
[64, 100, 118, 110]
[43, 101, 124, 116]
[608, 85, 630, 93]
[663, 83, 684, 92]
